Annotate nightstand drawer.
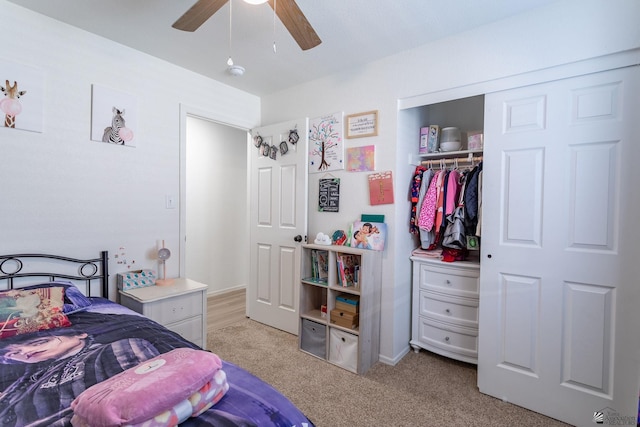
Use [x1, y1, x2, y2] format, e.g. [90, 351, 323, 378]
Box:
[145, 291, 203, 325]
[168, 315, 204, 346]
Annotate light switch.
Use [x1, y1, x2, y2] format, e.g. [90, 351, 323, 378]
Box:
[165, 195, 177, 209]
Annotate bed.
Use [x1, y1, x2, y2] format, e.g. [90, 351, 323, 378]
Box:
[0, 251, 314, 427]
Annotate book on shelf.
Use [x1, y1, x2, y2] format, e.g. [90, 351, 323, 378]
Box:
[308, 249, 328, 283]
[317, 250, 329, 281]
[336, 253, 360, 287]
[310, 249, 318, 279]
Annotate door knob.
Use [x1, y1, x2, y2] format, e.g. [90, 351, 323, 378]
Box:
[294, 235, 302, 242]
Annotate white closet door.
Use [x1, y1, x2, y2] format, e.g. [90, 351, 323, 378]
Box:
[478, 66, 640, 427]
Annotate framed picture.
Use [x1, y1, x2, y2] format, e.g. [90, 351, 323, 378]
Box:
[91, 84, 138, 147]
[345, 110, 378, 139]
[368, 170, 394, 205]
[318, 178, 340, 212]
[309, 112, 344, 173]
[0, 59, 44, 133]
[350, 221, 387, 251]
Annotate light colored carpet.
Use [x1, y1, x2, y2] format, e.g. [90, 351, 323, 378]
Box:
[207, 319, 569, 427]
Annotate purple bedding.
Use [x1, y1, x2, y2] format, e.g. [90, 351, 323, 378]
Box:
[0, 298, 314, 427]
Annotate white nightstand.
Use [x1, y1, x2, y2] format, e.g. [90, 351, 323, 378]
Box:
[119, 278, 208, 348]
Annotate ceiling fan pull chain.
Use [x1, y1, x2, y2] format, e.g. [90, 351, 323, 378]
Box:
[228, 0, 234, 65]
[272, 0, 277, 54]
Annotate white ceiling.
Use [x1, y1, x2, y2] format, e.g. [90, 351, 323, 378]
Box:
[8, 0, 561, 97]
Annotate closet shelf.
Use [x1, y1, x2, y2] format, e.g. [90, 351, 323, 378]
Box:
[409, 149, 483, 166]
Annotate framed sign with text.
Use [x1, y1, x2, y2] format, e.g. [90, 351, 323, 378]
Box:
[345, 110, 378, 139]
[318, 178, 340, 212]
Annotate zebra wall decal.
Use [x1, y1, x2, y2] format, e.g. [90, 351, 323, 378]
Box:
[0, 80, 27, 128]
[102, 106, 134, 145]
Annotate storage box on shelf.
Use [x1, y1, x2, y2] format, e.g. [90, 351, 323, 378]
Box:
[299, 244, 381, 374]
[410, 256, 479, 364]
[330, 308, 359, 329]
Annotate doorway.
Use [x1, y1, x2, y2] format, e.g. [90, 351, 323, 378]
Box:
[181, 111, 250, 296]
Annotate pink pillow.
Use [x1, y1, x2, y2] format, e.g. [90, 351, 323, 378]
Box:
[71, 348, 226, 426]
[0, 287, 71, 339]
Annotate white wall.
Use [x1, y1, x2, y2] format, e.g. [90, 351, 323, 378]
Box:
[261, 0, 640, 363]
[0, 1, 260, 299]
[185, 117, 249, 294]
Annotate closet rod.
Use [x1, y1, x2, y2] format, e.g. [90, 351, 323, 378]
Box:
[420, 155, 483, 167]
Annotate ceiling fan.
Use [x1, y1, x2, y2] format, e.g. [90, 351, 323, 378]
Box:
[172, 0, 322, 51]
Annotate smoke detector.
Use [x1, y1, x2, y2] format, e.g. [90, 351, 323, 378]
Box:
[227, 65, 245, 76]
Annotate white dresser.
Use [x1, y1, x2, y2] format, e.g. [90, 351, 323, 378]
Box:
[410, 256, 479, 364]
[119, 278, 208, 348]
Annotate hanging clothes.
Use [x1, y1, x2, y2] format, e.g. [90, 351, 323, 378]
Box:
[409, 158, 482, 253]
[417, 168, 436, 248]
[475, 169, 483, 237]
[444, 169, 461, 218]
[433, 170, 447, 235]
[417, 169, 439, 231]
[409, 165, 427, 234]
[463, 162, 482, 236]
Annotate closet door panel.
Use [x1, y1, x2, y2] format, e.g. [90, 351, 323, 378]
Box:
[501, 148, 544, 247]
[499, 273, 540, 374]
[568, 141, 618, 252]
[562, 281, 613, 395]
[478, 66, 640, 427]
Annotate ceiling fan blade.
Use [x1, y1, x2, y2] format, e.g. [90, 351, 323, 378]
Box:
[172, 0, 229, 32]
[268, 0, 321, 50]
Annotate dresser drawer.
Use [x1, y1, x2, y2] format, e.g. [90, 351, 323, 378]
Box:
[167, 315, 204, 347]
[419, 290, 478, 328]
[418, 263, 479, 297]
[145, 291, 203, 325]
[416, 317, 478, 358]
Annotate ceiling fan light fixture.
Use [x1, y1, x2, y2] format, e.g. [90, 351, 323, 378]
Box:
[227, 64, 245, 76]
[243, 0, 268, 4]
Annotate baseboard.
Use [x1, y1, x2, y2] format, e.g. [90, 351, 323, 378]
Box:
[207, 285, 246, 297]
[378, 345, 411, 366]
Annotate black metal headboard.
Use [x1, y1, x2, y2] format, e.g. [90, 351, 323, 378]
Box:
[0, 251, 109, 297]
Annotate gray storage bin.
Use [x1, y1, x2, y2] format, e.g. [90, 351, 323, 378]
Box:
[300, 318, 326, 358]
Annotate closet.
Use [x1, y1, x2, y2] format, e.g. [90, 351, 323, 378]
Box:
[410, 154, 483, 364]
[404, 65, 640, 427]
[408, 96, 484, 364]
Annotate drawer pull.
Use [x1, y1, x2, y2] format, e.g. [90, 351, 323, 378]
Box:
[445, 309, 451, 314]
[444, 336, 450, 342]
[445, 280, 451, 285]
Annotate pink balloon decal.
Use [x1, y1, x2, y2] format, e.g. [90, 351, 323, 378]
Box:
[119, 127, 134, 142]
[0, 98, 22, 116]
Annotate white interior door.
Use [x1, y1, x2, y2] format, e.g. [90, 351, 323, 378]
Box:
[248, 119, 308, 335]
[478, 66, 640, 426]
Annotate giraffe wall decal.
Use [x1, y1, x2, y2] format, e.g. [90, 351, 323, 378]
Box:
[0, 80, 27, 128]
